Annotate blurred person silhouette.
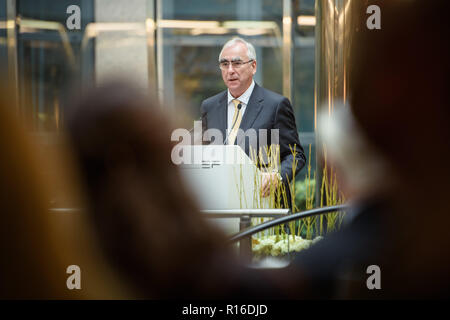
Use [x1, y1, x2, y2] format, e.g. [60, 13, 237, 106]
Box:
[347, 0, 450, 298]
[65, 82, 248, 298]
[0, 83, 127, 299]
[283, 0, 450, 299]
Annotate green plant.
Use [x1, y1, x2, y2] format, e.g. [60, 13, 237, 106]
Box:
[250, 143, 346, 258]
[318, 144, 346, 236]
[295, 178, 316, 211]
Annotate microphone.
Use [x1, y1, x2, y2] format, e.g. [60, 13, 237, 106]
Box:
[201, 110, 208, 145]
[189, 111, 207, 145]
[224, 103, 242, 145]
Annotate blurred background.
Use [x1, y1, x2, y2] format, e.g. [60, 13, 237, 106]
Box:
[0, 0, 320, 181]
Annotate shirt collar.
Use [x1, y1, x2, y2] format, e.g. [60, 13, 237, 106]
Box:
[227, 80, 255, 105]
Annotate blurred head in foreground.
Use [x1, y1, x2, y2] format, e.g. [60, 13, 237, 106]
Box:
[0, 83, 125, 299]
[65, 82, 231, 298]
[315, 0, 450, 297]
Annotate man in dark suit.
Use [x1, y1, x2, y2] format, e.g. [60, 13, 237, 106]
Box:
[200, 37, 305, 205]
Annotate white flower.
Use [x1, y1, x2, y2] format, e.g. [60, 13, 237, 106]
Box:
[271, 241, 287, 256]
[253, 234, 324, 258]
[252, 236, 276, 256]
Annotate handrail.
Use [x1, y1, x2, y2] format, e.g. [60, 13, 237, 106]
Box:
[49, 207, 290, 218]
[49, 208, 83, 213]
[228, 204, 348, 243]
[201, 209, 289, 218]
[48, 205, 348, 244]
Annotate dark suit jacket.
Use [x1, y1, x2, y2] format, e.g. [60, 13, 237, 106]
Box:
[200, 83, 306, 195]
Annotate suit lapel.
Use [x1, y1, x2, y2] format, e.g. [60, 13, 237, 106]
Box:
[236, 83, 264, 145]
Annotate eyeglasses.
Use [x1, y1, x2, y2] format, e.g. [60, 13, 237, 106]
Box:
[219, 59, 254, 70]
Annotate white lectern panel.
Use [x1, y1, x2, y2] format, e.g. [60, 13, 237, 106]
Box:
[176, 145, 269, 235]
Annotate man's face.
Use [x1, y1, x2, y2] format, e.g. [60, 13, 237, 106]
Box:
[220, 42, 257, 97]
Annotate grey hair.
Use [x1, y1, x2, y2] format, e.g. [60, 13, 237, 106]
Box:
[219, 37, 257, 61]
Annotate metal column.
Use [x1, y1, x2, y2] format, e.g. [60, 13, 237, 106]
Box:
[6, 0, 18, 110]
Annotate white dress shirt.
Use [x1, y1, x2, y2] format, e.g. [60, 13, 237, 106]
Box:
[226, 80, 255, 136]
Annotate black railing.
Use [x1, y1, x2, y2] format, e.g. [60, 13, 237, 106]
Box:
[229, 204, 348, 243]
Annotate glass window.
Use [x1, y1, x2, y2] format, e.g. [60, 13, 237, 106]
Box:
[0, 0, 7, 71]
[293, 0, 316, 180]
[15, 0, 94, 131]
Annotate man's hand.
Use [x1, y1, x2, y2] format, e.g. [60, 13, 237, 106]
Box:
[261, 172, 280, 198]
